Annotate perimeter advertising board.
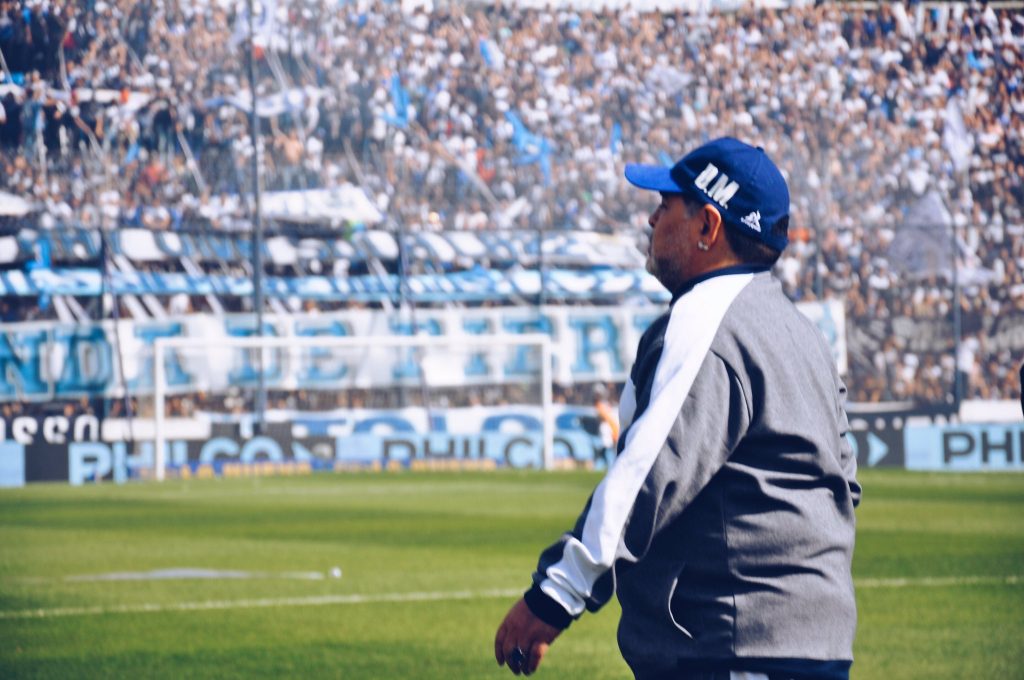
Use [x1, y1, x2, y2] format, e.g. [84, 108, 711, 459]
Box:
[2, 405, 1017, 486]
[905, 423, 1024, 471]
[0, 407, 606, 486]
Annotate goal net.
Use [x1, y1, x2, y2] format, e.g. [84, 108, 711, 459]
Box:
[151, 333, 555, 480]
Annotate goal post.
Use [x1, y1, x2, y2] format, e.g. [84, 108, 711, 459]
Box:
[152, 333, 555, 480]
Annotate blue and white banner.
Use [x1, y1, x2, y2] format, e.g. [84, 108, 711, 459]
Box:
[798, 298, 846, 375]
[0, 302, 847, 402]
[0, 267, 665, 304]
[0, 306, 657, 400]
[0, 228, 645, 271]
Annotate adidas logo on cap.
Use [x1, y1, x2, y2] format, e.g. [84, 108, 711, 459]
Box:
[741, 211, 762, 233]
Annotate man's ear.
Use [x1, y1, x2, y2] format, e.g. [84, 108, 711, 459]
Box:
[701, 204, 724, 240]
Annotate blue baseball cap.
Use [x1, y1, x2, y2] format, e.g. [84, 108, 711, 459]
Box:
[625, 137, 790, 251]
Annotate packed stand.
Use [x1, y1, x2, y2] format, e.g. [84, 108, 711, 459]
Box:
[0, 0, 1021, 407]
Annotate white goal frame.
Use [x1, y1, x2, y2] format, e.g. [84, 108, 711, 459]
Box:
[152, 333, 555, 480]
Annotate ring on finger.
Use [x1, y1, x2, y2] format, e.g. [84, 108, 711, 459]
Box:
[508, 646, 526, 672]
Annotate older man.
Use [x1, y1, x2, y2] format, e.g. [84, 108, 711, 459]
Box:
[495, 138, 860, 680]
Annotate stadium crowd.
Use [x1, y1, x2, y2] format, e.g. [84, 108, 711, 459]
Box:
[0, 0, 1021, 408]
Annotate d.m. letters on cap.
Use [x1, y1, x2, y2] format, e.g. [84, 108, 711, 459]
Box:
[693, 163, 740, 209]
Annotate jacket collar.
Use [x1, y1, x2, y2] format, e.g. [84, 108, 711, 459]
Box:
[670, 265, 771, 304]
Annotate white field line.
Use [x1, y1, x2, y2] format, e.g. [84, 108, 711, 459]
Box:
[2, 575, 1020, 620]
[0, 588, 524, 620]
[856, 574, 1020, 588]
[65, 568, 327, 582]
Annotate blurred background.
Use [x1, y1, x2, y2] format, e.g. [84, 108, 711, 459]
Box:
[0, 0, 1021, 483]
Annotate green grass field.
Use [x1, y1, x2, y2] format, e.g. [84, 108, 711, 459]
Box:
[1, 469, 1022, 679]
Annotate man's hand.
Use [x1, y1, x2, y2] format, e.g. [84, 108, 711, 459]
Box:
[494, 598, 562, 676]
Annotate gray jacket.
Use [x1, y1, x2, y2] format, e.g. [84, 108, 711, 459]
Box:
[524, 269, 860, 679]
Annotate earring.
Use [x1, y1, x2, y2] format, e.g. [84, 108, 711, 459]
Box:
[697, 241, 710, 251]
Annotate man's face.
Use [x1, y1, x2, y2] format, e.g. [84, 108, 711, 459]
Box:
[645, 193, 699, 292]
